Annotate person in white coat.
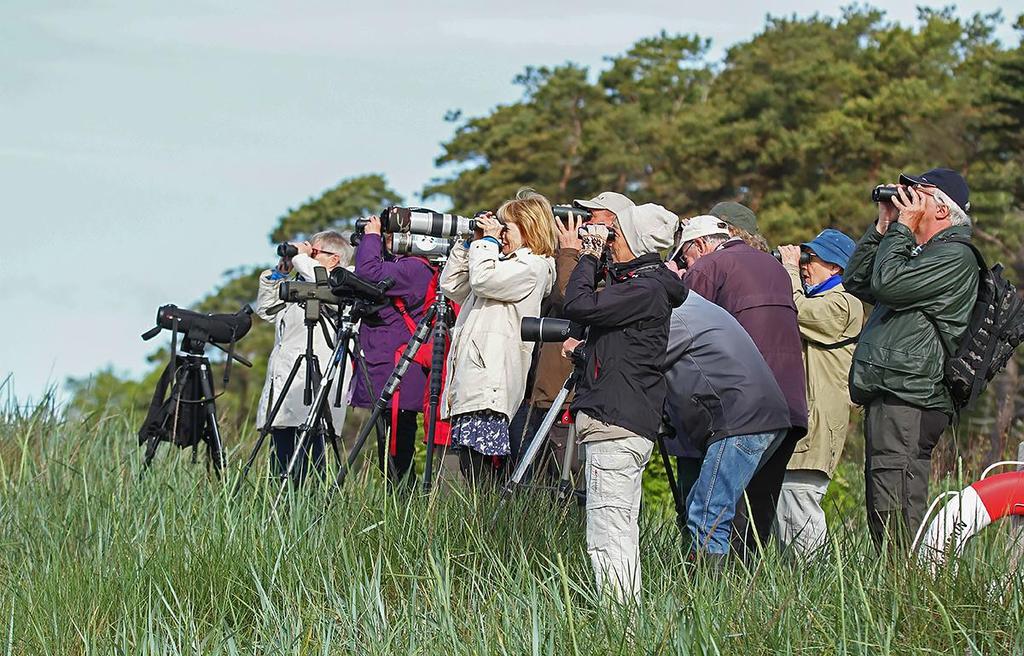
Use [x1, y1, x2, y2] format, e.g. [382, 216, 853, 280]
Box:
[439, 189, 557, 484]
[255, 230, 353, 485]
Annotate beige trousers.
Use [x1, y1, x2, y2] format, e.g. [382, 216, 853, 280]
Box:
[772, 469, 830, 557]
[577, 412, 653, 603]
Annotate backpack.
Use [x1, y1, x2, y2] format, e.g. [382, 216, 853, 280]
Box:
[939, 238, 1024, 411]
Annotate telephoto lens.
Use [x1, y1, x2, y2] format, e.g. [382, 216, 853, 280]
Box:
[520, 317, 575, 343]
[276, 243, 299, 258]
[771, 249, 812, 266]
[552, 205, 593, 224]
[872, 185, 899, 203]
[391, 233, 454, 259]
[382, 206, 476, 238]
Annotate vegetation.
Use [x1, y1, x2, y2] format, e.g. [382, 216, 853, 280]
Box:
[2, 392, 1023, 653]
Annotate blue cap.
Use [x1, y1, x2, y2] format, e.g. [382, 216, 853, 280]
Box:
[801, 229, 856, 269]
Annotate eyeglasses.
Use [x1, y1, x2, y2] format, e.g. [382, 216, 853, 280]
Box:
[311, 247, 338, 258]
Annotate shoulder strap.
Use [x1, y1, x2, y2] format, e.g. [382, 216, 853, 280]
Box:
[817, 334, 859, 350]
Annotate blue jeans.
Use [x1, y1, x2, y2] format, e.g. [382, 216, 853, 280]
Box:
[686, 430, 785, 555]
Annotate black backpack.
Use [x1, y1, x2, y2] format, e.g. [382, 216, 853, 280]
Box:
[939, 237, 1024, 411]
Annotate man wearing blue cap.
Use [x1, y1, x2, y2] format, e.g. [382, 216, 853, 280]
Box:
[775, 230, 866, 556]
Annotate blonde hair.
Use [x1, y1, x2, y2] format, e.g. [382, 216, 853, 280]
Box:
[496, 188, 557, 257]
[727, 225, 770, 253]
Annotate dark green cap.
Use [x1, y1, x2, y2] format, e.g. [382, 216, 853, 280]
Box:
[709, 201, 758, 235]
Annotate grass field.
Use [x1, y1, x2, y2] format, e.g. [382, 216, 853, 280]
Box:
[1, 397, 1022, 655]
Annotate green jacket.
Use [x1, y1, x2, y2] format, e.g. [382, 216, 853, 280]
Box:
[843, 222, 978, 415]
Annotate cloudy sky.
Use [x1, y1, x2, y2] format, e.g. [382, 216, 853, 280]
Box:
[1, 0, 1018, 403]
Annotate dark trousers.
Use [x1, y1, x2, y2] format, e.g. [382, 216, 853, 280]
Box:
[376, 410, 419, 484]
[864, 395, 948, 549]
[730, 428, 800, 558]
[272, 427, 325, 486]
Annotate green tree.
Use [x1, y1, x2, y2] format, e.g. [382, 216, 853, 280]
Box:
[270, 173, 402, 242]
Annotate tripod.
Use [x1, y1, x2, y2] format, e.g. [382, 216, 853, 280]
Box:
[333, 287, 455, 494]
[501, 363, 583, 501]
[139, 341, 227, 476]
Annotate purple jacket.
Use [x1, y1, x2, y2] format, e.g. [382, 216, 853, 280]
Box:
[351, 234, 435, 410]
[683, 240, 808, 433]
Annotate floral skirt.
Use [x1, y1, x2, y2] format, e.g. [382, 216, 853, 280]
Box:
[450, 410, 510, 456]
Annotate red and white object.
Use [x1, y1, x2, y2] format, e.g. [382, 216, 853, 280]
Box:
[915, 464, 1024, 568]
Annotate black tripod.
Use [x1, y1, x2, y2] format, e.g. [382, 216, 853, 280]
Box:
[138, 334, 250, 477]
[333, 287, 455, 494]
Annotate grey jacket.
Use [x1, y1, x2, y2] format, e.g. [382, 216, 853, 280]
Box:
[662, 292, 792, 456]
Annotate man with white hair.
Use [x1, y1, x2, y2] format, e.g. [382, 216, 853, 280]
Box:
[255, 230, 353, 486]
[560, 192, 687, 602]
[843, 167, 978, 550]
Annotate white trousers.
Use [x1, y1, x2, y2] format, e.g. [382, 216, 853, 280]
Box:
[773, 469, 830, 557]
[577, 412, 653, 604]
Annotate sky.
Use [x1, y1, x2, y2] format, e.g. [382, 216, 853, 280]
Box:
[1, 0, 1020, 405]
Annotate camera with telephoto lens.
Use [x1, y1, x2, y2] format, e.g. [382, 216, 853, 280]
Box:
[552, 205, 593, 225]
[383, 206, 502, 238]
[521, 317, 579, 343]
[771, 249, 812, 266]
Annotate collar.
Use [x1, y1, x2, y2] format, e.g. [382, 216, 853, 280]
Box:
[609, 252, 663, 281]
[805, 274, 843, 297]
[715, 237, 744, 252]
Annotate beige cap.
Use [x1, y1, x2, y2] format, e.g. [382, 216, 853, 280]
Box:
[573, 191, 636, 217]
[677, 215, 731, 244]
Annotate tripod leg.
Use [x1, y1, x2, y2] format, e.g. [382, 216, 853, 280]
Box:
[501, 386, 572, 499]
[422, 300, 449, 494]
[556, 422, 579, 503]
[198, 362, 226, 476]
[333, 305, 437, 491]
[349, 334, 397, 483]
[656, 434, 687, 535]
[235, 355, 307, 493]
[141, 434, 161, 474]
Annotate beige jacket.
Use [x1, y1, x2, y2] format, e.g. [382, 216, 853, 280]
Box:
[785, 265, 866, 476]
[439, 239, 555, 421]
[254, 255, 352, 433]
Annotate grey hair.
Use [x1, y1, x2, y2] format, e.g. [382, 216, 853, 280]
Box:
[934, 189, 971, 227]
[311, 230, 354, 267]
[702, 233, 731, 249]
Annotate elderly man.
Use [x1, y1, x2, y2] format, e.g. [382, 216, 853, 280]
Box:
[561, 192, 687, 602]
[843, 168, 978, 549]
[773, 229, 865, 556]
[255, 230, 353, 485]
[676, 209, 807, 556]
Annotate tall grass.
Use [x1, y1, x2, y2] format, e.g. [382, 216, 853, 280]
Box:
[0, 393, 1021, 654]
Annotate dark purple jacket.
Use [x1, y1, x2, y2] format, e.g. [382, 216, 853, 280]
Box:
[351, 234, 434, 410]
[683, 240, 808, 434]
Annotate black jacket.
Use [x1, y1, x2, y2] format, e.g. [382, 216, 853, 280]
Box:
[662, 292, 791, 456]
[563, 253, 688, 440]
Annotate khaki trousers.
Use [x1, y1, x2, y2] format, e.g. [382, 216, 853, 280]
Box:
[773, 469, 830, 557]
[577, 412, 653, 603]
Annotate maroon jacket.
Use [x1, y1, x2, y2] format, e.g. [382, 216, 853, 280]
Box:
[683, 240, 808, 434]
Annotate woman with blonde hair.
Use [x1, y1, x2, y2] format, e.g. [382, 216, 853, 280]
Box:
[438, 189, 557, 483]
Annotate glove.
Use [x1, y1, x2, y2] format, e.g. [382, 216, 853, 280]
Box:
[579, 225, 609, 259]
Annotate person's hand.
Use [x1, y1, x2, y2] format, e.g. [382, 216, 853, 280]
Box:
[778, 244, 802, 268]
[876, 184, 900, 235]
[556, 215, 583, 251]
[560, 338, 582, 360]
[476, 214, 504, 240]
[294, 241, 313, 256]
[666, 259, 685, 278]
[893, 186, 927, 232]
[579, 224, 609, 259]
[275, 257, 293, 275]
[364, 215, 382, 235]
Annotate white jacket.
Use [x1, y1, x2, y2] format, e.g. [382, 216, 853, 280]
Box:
[439, 240, 555, 420]
[255, 254, 352, 433]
